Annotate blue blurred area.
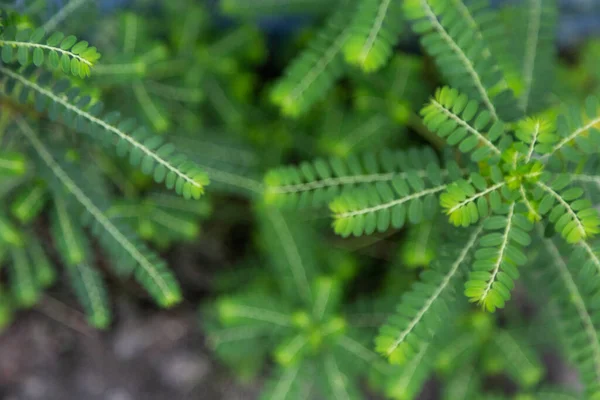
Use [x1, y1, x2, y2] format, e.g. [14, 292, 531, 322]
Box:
[495, 0, 600, 47]
[11, 0, 131, 15]
[228, 0, 600, 47]
[9, 0, 600, 47]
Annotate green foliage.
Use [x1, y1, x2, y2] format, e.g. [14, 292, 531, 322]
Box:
[422, 86, 507, 163]
[3, 0, 600, 399]
[205, 209, 391, 398]
[505, 0, 558, 114]
[253, 0, 600, 398]
[492, 330, 544, 388]
[264, 148, 453, 210]
[376, 225, 481, 364]
[107, 192, 210, 248]
[0, 3, 214, 327]
[343, 0, 404, 72]
[330, 175, 443, 237]
[534, 228, 600, 398]
[51, 196, 110, 328]
[464, 203, 533, 312]
[221, 0, 334, 18]
[0, 26, 100, 77]
[23, 123, 181, 307]
[0, 151, 27, 175]
[270, 8, 353, 117]
[403, 0, 521, 122]
[328, 150, 463, 237]
[398, 220, 438, 268]
[1, 69, 208, 198]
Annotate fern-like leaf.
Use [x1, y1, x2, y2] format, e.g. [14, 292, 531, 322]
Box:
[541, 96, 600, 163]
[19, 120, 182, 307]
[10, 182, 48, 224]
[264, 148, 451, 209]
[514, 117, 554, 163]
[270, 8, 353, 117]
[260, 363, 314, 400]
[509, 0, 558, 113]
[1, 67, 209, 198]
[8, 246, 40, 308]
[492, 330, 543, 388]
[330, 176, 446, 237]
[421, 87, 506, 162]
[311, 276, 342, 323]
[376, 225, 482, 364]
[385, 341, 434, 400]
[28, 237, 57, 289]
[464, 203, 532, 312]
[434, 330, 479, 375]
[258, 207, 316, 304]
[68, 263, 111, 329]
[0, 26, 100, 78]
[442, 365, 481, 400]
[442, 365, 480, 400]
[50, 196, 111, 327]
[342, 0, 404, 73]
[440, 169, 508, 227]
[533, 173, 600, 243]
[51, 195, 90, 266]
[217, 294, 294, 330]
[319, 354, 362, 400]
[399, 220, 438, 268]
[404, 0, 520, 121]
[336, 333, 390, 374]
[536, 230, 600, 398]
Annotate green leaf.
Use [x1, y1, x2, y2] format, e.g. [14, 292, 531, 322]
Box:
[465, 203, 533, 312]
[0, 213, 23, 246]
[0, 27, 101, 77]
[67, 263, 111, 329]
[331, 177, 445, 237]
[0, 152, 27, 176]
[535, 229, 600, 397]
[8, 247, 39, 308]
[508, 0, 558, 114]
[342, 0, 404, 72]
[19, 121, 183, 308]
[534, 175, 600, 243]
[264, 148, 447, 209]
[33, 47, 44, 66]
[440, 173, 507, 228]
[270, 7, 353, 117]
[422, 87, 504, 162]
[493, 330, 543, 388]
[376, 225, 482, 364]
[3, 68, 209, 198]
[10, 182, 47, 224]
[404, 0, 521, 121]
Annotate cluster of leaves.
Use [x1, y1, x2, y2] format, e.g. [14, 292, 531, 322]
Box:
[0, 2, 246, 328]
[3, 0, 600, 399]
[205, 207, 393, 398]
[250, 0, 600, 398]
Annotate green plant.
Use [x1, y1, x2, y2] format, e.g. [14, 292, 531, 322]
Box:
[206, 207, 393, 398]
[0, 4, 223, 328]
[3, 0, 600, 399]
[256, 0, 600, 398]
